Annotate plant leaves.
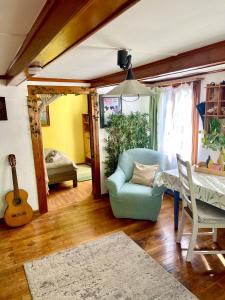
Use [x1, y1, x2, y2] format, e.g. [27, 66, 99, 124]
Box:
[104, 112, 151, 177]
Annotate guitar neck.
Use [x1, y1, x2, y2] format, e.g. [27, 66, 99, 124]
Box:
[11, 166, 19, 199]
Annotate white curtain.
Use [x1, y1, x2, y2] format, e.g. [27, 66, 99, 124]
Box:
[158, 83, 193, 169]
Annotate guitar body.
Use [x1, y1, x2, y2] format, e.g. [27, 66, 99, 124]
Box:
[5, 189, 33, 227]
[4, 154, 33, 227]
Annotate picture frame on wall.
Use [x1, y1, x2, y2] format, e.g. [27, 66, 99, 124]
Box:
[40, 106, 50, 126]
[0, 97, 8, 121]
[99, 96, 122, 128]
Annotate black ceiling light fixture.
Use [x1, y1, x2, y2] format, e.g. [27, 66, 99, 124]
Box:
[103, 49, 152, 101]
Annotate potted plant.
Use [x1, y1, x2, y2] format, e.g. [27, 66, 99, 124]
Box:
[201, 118, 225, 169]
[104, 112, 151, 177]
[202, 118, 225, 150]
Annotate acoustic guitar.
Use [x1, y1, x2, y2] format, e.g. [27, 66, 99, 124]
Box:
[4, 154, 33, 227]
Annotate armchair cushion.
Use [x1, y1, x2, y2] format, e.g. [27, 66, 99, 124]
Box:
[130, 162, 159, 187]
[120, 182, 152, 199]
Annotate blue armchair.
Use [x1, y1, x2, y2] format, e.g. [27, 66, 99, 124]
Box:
[106, 148, 166, 221]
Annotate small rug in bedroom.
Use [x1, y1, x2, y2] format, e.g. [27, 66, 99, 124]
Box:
[77, 164, 92, 182]
[24, 232, 198, 300]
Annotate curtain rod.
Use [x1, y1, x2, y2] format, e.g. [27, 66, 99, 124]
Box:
[144, 76, 203, 88]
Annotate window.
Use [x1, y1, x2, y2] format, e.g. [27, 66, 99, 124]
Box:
[157, 83, 194, 169]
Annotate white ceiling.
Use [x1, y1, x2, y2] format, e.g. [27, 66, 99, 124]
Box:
[0, 0, 46, 74]
[34, 0, 225, 80]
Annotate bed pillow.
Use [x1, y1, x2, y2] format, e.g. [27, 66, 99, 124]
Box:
[45, 150, 59, 163]
[44, 148, 55, 158]
[130, 162, 159, 187]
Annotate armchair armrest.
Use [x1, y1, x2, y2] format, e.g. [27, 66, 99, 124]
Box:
[106, 167, 126, 195]
[151, 172, 166, 197]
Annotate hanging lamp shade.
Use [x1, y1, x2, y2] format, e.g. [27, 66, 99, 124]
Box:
[103, 69, 152, 98]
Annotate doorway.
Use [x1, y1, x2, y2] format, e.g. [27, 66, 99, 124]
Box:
[41, 94, 92, 210]
[27, 85, 101, 213]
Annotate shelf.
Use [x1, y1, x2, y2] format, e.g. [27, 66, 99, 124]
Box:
[205, 85, 225, 88]
[205, 83, 225, 133]
[206, 100, 225, 103]
[204, 115, 225, 117]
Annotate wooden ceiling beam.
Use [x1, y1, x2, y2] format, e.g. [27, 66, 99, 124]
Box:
[90, 40, 225, 87]
[6, 0, 139, 85]
[27, 77, 90, 84]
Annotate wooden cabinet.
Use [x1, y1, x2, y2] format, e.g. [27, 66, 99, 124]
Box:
[82, 114, 91, 164]
[205, 83, 225, 132]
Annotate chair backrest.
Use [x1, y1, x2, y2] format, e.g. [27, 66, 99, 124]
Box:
[176, 154, 198, 221]
[118, 148, 163, 181]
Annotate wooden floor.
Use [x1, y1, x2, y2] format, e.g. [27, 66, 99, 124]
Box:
[47, 181, 93, 211]
[1, 181, 225, 299]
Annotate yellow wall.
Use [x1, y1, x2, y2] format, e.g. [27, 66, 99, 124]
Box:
[42, 94, 88, 164]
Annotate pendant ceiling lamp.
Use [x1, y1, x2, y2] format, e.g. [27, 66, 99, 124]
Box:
[103, 49, 152, 101]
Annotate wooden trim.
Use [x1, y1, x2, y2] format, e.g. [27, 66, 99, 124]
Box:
[24, 68, 30, 80]
[144, 68, 225, 86]
[27, 92, 48, 213]
[6, 0, 139, 85]
[27, 85, 92, 95]
[27, 77, 90, 84]
[90, 40, 225, 87]
[192, 81, 201, 165]
[27, 85, 101, 213]
[88, 93, 101, 198]
[146, 76, 204, 87]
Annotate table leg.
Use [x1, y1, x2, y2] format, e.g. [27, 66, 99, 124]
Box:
[174, 191, 180, 230]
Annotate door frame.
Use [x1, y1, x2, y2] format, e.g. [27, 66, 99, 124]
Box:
[27, 85, 101, 213]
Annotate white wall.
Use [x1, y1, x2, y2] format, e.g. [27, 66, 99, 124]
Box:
[0, 82, 38, 217]
[197, 71, 225, 162]
[97, 86, 149, 193]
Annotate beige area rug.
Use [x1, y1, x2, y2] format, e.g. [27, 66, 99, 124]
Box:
[77, 164, 92, 182]
[24, 232, 198, 300]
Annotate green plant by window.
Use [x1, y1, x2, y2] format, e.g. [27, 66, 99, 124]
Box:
[201, 118, 225, 151]
[104, 112, 150, 177]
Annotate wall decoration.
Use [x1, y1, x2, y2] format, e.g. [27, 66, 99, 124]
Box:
[0, 97, 8, 120]
[40, 106, 50, 126]
[99, 96, 122, 128]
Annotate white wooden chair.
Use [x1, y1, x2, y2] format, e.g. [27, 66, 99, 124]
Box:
[176, 154, 225, 261]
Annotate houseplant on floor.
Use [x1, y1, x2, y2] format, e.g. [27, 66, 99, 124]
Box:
[104, 112, 151, 177]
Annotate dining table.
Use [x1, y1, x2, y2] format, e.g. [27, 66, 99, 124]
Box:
[156, 168, 225, 230]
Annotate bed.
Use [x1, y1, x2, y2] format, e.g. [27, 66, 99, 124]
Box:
[44, 148, 77, 187]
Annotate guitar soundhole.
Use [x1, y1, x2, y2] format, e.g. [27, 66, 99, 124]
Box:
[14, 198, 22, 206]
[12, 212, 27, 217]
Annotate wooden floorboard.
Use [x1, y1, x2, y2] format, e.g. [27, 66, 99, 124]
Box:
[0, 181, 225, 299]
